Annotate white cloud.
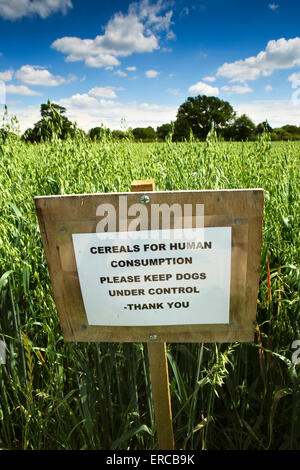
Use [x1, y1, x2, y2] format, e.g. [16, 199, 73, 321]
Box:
[217, 37, 300, 82]
[145, 69, 159, 78]
[88, 87, 118, 99]
[115, 70, 127, 77]
[188, 81, 219, 96]
[6, 99, 22, 106]
[203, 76, 216, 83]
[99, 99, 116, 107]
[5, 84, 42, 96]
[0, 82, 5, 104]
[0, 69, 14, 82]
[265, 85, 273, 92]
[59, 93, 98, 108]
[0, 0, 72, 20]
[234, 99, 300, 127]
[86, 54, 120, 69]
[160, 46, 173, 53]
[136, 0, 174, 33]
[16, 65, 74, 87]
[54, 92, 178, 131]
[51, 0, 174, 69]
[268, 3, 279, 10]
[52, 18, 157, 67]
[221, 83, 253, 94]
[2, 105, 41, 131]
[288, 72, 300, 85]
[126, 66, 137, 71]
[98, 12, 160, 55]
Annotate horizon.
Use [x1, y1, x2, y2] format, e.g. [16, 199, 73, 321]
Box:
[1, 0, 300, 133]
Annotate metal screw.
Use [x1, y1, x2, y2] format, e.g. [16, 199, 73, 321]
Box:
[229, 322, 236, 329]
[235, 219, 242, 226]
[149, 334, 158, 341]
[60, 227, 67, 234]
[140, 195, 150, 204]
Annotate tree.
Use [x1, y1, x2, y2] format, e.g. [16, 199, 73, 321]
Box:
[256, 121, 273, 134]
[281, 125, 300, 140]
[132, 126, 156, 141]
[223, 114, 256, 141]
[156, 123, 173, 141]
[23, 99, 79, 143]
[271, 128, 293, 141]
[173, 95, 236, 141]
[89, 126, 111, 141]
[40, 101, 66, 121]
[111, 129, 132, 140]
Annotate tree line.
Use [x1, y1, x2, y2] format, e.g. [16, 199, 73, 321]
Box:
[2, 96, 300, 143]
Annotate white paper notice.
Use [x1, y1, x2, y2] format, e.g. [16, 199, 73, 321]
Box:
[72, 228, 231, 326]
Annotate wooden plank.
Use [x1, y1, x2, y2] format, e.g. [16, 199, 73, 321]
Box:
[35, 205, 76, 341]
[131, 179, 155, 192]
[147, 342, 174, 450]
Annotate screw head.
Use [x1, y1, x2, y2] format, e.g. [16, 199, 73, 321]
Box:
[60, 227, 67, 234]
[235, 219, 242, 226]
[140, 194, 150, 204]
[149, 334, 158, 341]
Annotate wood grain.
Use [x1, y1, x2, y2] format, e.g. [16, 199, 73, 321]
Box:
[147, 342, 174, 450]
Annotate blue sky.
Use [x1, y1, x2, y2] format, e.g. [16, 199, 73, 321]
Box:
[1, 0, 300, 132]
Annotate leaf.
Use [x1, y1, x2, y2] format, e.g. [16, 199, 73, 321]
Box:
[183, 417, 212, 450]
[282, 215, 290, 228]
[7, 202, 23, 219]
[268, 387, 292, 448]
[111, 424, 153, 450]
[0, 270, 14, 290]
[167, 350, 188, 404]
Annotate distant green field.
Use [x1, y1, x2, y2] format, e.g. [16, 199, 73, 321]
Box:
[0, 135, 299, 450]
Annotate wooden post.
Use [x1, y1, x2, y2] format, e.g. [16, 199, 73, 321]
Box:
[130, 179, 175, 450]
[147, 342, 175, 450]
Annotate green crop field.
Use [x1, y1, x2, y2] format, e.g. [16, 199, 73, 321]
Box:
[0, 133, 299, 450]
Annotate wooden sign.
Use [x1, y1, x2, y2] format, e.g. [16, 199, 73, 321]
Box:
[34, 188, 264, 344]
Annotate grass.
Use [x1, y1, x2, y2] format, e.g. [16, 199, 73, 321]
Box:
[0, 133, 299, 449]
